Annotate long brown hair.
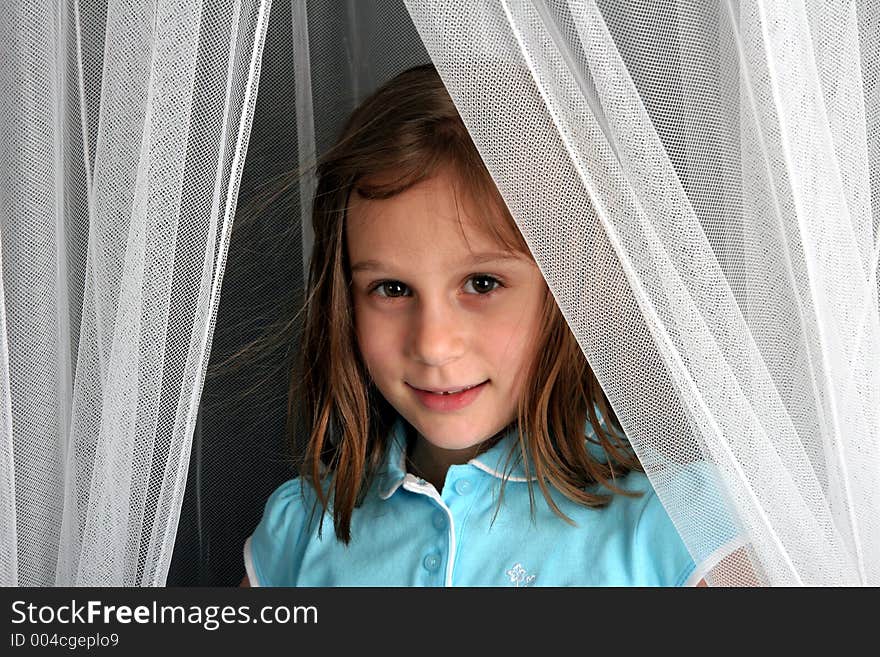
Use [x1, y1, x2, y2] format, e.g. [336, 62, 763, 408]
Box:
[294, 63, 645, 543]
[218, 63, 645, 544]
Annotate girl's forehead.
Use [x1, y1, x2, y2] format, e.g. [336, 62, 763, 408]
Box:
[347, 209, 511, 265]
[346, 172, 521, 255]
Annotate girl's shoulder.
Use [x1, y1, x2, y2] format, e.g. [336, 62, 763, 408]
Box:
[244, 476, 321, 587]
[261, 476, 309, 516]
[586, 470, 699, 586]
[587, 470, 675, 540]
[256, 474, 334, 535]
[595, 462, 728, 535]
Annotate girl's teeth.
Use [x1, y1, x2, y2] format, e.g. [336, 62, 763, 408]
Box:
[436, 384, 476, 395]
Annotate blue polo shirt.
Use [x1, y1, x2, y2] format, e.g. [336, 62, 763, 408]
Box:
[245, 415, 723, 586]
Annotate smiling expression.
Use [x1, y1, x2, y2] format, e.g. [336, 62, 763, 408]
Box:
[346, 168, 547, 459]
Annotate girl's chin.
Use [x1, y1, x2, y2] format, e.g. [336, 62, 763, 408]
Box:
[411, 420, 497, 448]
[419, 437, 485, 452]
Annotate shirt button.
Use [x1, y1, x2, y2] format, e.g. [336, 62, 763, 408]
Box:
[454, 478, 473, 496]
[432, 510, 447, 530]
[423, 554, 441, 572]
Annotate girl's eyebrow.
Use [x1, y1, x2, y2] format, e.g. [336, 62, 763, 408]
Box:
[351, 251, 523, 273]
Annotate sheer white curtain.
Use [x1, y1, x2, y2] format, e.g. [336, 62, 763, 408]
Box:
[5, 0, 878, 588]
[0, 0, 270, 585]
[405, 0, 880, 585]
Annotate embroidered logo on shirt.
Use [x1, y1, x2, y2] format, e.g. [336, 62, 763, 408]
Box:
[506, 563, 536, 587]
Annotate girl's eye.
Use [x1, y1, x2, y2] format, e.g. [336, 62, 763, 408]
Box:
[369, 275, 503, 300]
[373, 281, 408, 298]
[464, 275, 502, 295]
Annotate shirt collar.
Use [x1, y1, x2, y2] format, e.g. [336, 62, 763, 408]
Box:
[376, 408, 610, 500]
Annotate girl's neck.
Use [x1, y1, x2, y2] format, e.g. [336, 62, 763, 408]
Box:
[407, 432, 484, 492]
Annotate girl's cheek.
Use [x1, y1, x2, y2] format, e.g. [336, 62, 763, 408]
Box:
[496, 315, 541, 365]
[352, 301, 380, 355]
[356, 309, 401, 357]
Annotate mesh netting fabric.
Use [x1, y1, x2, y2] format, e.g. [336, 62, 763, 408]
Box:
[0, 0, 270, 585]
[404, 0, 880, 585]
[3, 0, 878, 586]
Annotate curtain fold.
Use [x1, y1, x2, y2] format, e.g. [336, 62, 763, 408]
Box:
[404, 0, 880, 585]
[4, 0, 878, 587]
[0, 0, 271, 585]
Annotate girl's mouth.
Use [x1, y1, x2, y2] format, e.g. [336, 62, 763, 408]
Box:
[408, 381, 489, 412]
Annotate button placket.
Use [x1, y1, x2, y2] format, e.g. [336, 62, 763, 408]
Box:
[401, 476, 455, 584]
[440, 471, 488, 586]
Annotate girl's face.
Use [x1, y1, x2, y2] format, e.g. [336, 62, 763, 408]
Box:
[346, 169, 547, 457]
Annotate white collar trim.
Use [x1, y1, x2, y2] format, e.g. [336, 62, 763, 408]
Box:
[468, 458, 534, 482]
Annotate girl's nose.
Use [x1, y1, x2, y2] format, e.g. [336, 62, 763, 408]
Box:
[407, 298, 466, 367]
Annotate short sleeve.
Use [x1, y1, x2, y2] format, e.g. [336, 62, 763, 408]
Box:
[244, 478, 309, 587]
[633, 488, 698, 587]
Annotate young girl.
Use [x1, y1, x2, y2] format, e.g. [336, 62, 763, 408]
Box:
[241, 64, 709, 587]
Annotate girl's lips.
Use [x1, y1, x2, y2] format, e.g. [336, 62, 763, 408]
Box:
[409, 381, 488, 412]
